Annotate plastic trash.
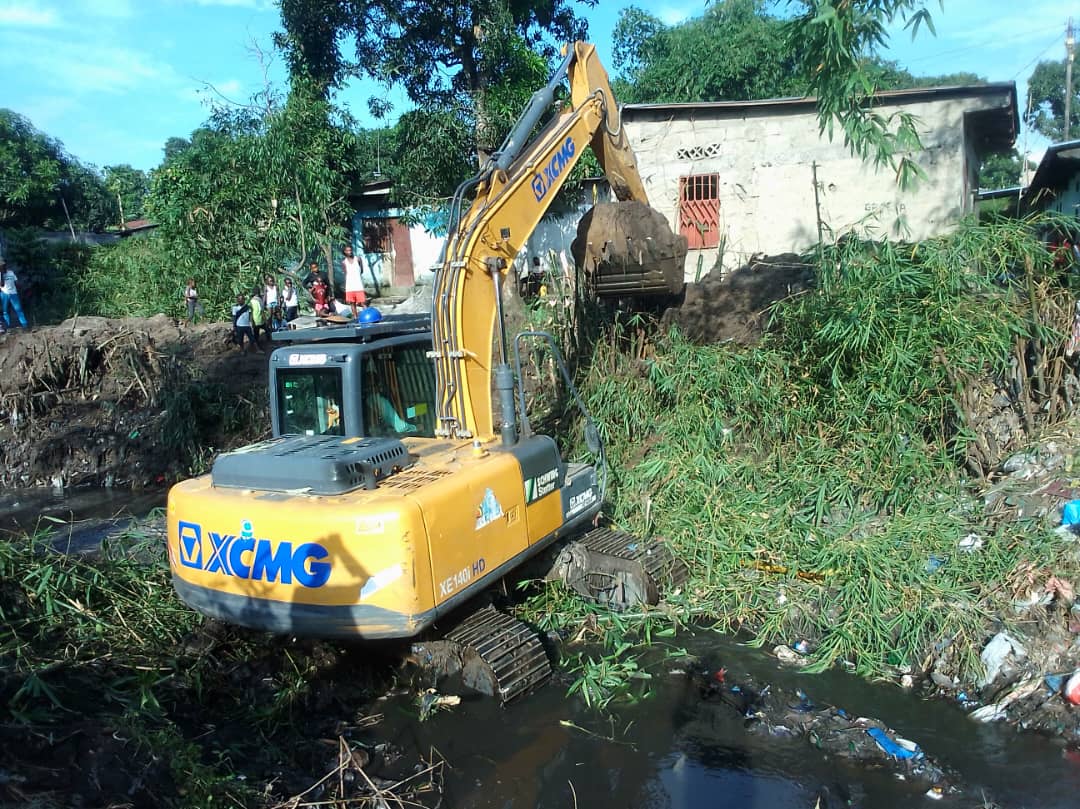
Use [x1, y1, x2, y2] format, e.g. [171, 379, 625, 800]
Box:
[924, 555, 947, 574]
[793, 639, 810, 654]
[979, 632, 1027, 688]
[1065, 671, 1080, 705]
[866, 727, 922, 760]
[774, 645, 811, 667]
[958, 534, 984, 553]
[1063, 500, 1080, 527]
[1045, 673, 1067, 693]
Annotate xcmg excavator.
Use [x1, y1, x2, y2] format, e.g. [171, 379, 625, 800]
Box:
[166, 42, 688, 702]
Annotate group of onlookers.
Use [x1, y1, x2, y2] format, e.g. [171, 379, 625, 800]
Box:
[182, 244, 371, 354]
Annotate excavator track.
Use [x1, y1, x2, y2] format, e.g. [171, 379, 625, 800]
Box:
[412, 604, 552, 704]
[548, 527, 688, 611]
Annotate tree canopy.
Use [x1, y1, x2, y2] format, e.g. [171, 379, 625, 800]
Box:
[1025, 59, 1079, 142]
[612, 0, 804, 104]
[0, 109, 113, 232]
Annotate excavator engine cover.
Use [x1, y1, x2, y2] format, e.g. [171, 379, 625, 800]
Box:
[211, 434, 412, 494]
[572, 201, 688, 298]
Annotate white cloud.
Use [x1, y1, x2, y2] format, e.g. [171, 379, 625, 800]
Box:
[75, 0, 135, 18]
[656, 6, 691, 26]
[0, 31, 176, 94]
[0, 1, 59, 26]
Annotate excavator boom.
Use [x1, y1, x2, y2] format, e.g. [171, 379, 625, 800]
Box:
[431, 42, 687, 442]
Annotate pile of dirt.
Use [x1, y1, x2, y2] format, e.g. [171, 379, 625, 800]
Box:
[0, 315, 268, 488]
[661, 253, 813, 345]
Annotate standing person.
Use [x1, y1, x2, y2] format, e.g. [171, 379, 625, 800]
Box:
[342, 243, 368, 319]
[264, 275, 281, 326]
[231, 293, 256, 353]
[311, 273, 331, 317]
[282, 277, 299, 322]
[0, 260, 28, 329]
[183, 278, 204, 324]
[248, 286, 266, 346]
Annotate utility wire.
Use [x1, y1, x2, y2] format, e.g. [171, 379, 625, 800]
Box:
[901, 24, 1060, 65]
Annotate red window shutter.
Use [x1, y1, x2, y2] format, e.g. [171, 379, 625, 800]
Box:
[678, 174, 720, 249]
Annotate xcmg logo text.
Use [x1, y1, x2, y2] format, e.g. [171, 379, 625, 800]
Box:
[177, 520, 331, 587]
[531, 136, 576, 201]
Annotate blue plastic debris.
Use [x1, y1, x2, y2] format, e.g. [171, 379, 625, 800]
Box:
[1045, 673, 1067, 693]
[924, 555, 947, 574]
[866, 727, 922, 760]
[1063, 500, 1080, 527]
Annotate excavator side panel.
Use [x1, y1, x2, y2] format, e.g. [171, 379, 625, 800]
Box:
[167, 475, 435, 638]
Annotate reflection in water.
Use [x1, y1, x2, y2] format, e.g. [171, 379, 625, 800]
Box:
[0, 486, 165, 539]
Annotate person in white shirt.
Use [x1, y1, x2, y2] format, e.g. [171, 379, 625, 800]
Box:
[264, 275, 281, 325]
[0, 260, 28, 329]
[282, 277, 299, 322]
[342, 244, 368, 319]
[231, 293, 257, 353]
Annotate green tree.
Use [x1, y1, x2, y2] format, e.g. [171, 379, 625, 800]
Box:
[612, 0, 804, 104]
[277, 0, 593, 163]
[979, 149, 1026, 190]
[785, 0, 942, 188]
[0, 109, 112, 231]
[142, 84, 364, 313]
[104, 164, 149, 224]
[1025, 59, 1079, 142]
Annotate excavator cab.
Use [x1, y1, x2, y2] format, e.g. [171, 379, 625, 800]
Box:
[268, 314, 434, 440]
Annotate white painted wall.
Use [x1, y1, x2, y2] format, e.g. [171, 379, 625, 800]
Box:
[622, 92, 1013, 277]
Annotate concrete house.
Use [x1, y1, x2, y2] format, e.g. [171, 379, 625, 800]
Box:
[617, 84, 1018, 278]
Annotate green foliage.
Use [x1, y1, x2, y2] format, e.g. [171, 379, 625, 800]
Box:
[786, 0, 936, 189]
[2, 227, 92, 322]
[979, 149, 1027, 191]
[564, 215, 1080, 683]
[0, 109, 114, 231]
[1025, 59, 1079, 142]
[103, 163, 150, 223]
[613, 0, 805, 103]
[144, 85, 363, 313]
[278, 0, 593, 165]
[867, 58, 984, 90]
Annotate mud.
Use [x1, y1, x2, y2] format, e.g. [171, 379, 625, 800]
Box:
[0, 315, 268, 488]
[660, 252, 814, 345]
[572, 201, 689, 297]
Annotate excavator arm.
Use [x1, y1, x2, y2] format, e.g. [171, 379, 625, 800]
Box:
[431, 42, 683, 442]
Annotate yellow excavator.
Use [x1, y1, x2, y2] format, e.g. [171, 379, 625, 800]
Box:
[166, 43, 688, 702]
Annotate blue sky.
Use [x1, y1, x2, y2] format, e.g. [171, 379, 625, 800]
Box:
[0, 0, 1070, 172]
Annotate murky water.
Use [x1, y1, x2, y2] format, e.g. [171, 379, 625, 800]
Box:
[6, 488, 1078, 808]
[388, 630, 1080, 808]
[0, 486, 164, 541]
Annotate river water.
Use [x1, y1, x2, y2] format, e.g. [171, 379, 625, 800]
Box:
[392, 630, 1080, 809]
[4, 487, 1079, 808]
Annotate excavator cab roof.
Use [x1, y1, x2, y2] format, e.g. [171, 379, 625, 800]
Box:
[271, 313, 431, 346]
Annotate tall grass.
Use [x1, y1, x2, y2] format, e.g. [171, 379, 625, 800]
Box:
[549, 214, 1080, 683]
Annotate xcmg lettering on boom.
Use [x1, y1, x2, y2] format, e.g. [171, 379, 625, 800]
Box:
[531, 136, 576, 201]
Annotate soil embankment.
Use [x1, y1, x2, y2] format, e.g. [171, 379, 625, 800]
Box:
[0, 315, 268, 488]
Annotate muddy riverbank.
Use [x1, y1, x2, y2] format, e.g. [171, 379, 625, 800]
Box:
[0, 315, 268, 488]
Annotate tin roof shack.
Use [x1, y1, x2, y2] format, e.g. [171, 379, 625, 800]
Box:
[621, 84, 1018, 278]
[1022, 140, 1080, 217]
[350, 179, 445, 292]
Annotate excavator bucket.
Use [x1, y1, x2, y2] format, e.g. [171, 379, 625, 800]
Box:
[571, 201, 688, 298]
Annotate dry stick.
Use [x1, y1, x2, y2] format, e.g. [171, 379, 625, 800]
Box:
[1014, 341, 1035, 436]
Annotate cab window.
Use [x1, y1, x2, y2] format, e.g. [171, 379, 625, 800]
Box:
[277, 368, 345, 436]
[362, 345, 436, 438]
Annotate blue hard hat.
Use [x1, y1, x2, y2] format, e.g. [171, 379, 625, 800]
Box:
[358, 306, 382, 324]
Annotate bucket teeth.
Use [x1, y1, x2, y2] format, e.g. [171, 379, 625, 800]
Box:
[548, 528, 687, 611]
